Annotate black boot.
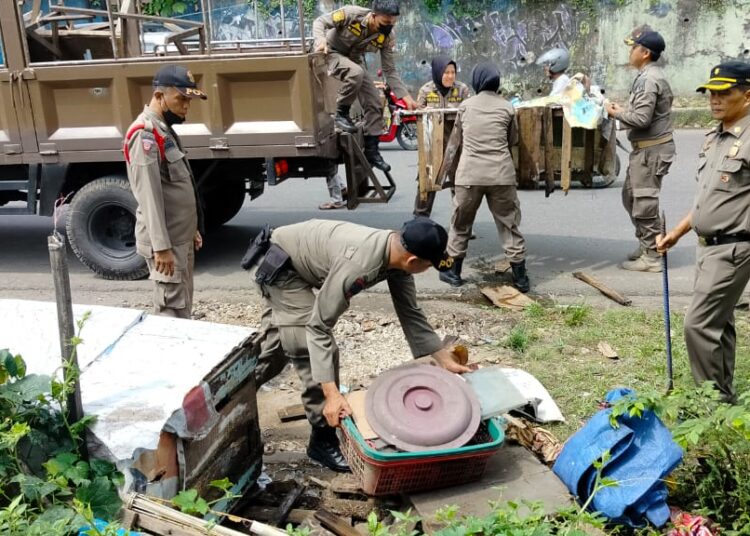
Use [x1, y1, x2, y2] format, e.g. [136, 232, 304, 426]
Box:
[364, 135, 391, 172]
[335, 105, 358, 134]
[306, 426, 350, 473]
[510, 260, 530, 293]
[439, 257, 464, 287]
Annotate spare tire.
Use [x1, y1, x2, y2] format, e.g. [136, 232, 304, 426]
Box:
[66, 176, 148, 280]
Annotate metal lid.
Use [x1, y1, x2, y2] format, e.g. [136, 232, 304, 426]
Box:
[364, 365, 481, 452]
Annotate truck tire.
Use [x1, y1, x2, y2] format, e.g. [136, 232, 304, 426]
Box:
[201, 176, 247, 229]
[66, 176, 148, 281]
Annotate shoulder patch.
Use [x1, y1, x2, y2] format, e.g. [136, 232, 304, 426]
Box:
[332, 9, 345, 22]
[345, 277, 367, 301]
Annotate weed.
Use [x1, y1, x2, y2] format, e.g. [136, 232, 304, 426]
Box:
[524, 302, 546, 320]
[505, 326, 530, 353]
[562, 304, 591, 327]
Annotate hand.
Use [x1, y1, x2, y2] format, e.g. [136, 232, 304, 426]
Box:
[194, 230, 203, 252]
[315, 41, 328, 54]
[605, 101, 622, 118]
[431, 347, 474, 374]
[403, 95, 418, 111]
[154, 249, 176, 277]
[321, 387, 353, 428]
[656, 231, 679, 254]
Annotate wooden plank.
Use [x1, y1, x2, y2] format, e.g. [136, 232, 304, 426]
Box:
[245, 506, 315, 525]
[277, 403, 307, 422]
[428, 112, 444, 192]
[572, 271, 632, 306]
[581, 128, 595, 186]
[417, 115, 429, 201]
[516, 107, 545, 188]
[560, 116, 573, 194]
[346, 390, 377, 440]
[543, 107, 556, 197]
[436, 121, 462, 189]
[315, 509, 361, 536]
[273, 483, 306, 527]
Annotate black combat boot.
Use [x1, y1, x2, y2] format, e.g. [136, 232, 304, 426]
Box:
[510, 260, 530, 293]
[335, 105, 358, 134]
[364, 135, 391, 172]
[439, 257, 464, 287]
[306, 426, 350, 473]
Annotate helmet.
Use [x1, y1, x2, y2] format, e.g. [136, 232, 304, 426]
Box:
[536, 48, 570, 74]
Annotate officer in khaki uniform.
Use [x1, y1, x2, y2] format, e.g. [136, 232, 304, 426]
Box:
[250, 218, 471, 472]
[413, 55, 471, 217]
[124, 65, 206, 319]
[439, 62, 529, 292]
[313, 0, 417, 172]
[658, 61, 750, 403]
[606, 29, 675, 273]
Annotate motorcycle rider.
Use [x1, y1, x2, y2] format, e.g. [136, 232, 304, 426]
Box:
[413, 56, 471, 217]
[536, 48, 571, 96]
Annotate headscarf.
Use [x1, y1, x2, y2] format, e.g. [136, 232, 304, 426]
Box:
[471, 61, 501, 94]
[431, 55, 456, 96]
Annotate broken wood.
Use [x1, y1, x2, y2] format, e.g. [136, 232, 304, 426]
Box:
[315, 509, 361, 536]
[328, 474, 363, 495]
[307, 475, 331, 489]
[322, 497, 376, 520]
[273, 482, 306, 527]
[278, 403, 307, 422]
[572, 272, 632, 306]
[245, 506, 314, 525]
[561, 116, 573, 194]
[597, 341, 619, 360]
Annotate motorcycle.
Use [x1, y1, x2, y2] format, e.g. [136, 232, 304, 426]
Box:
[375, 69, 418, 151]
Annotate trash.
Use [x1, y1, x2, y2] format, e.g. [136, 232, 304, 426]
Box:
[257, 472, 273, 490]
[442, 334, 469, 365]
[553, 388, 683, 528]
[464, 367, 527, 419]
[504, 415, 563, 465]
[667, 508, 718, 536]
[346, 390, 378, 440]
[481, 285, 536, 311]
[501, 368, 565, 422]
[79, 519, 142, 535]
[597, 341, 619, 360]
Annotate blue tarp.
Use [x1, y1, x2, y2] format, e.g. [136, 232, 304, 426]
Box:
[553, 388, 683, 528]
[78, 518, 143, 535]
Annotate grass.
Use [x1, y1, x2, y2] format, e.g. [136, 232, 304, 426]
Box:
[478, 301, 750, 440]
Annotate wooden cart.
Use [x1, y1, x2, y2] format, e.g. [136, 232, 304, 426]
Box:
[418, 105, 618, 198]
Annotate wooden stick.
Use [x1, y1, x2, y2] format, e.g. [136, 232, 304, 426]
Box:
[572, 272, 632, 306]
[273, 482, 305, 527]
[314, 509, 360, 536]
[277, 403, 306, 422]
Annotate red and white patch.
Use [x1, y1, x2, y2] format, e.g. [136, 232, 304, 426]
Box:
[142, 138, 154, 152]
[720, 174, 730, 183]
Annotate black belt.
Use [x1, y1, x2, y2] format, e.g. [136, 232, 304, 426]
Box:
[697, 232, 750, 246]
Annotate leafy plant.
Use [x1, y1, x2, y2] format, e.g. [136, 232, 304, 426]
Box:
[142, 0, 198, 17]
[562, 304, 591, 327]
[505, 325, 531, 353]
[171, 478, 241, 518]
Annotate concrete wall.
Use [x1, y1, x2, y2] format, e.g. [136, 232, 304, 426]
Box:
[382, 0, 750, 101]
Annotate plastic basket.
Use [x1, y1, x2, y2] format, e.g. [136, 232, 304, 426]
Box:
[339, 417, 504, 496]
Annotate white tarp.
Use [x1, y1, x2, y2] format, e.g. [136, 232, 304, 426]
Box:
[0, 299, 254, 461]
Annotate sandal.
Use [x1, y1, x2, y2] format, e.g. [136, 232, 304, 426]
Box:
[319, 201, 346, 210]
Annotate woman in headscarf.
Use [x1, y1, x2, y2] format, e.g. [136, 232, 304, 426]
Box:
[413, 56, 471, 218]
[439, 61, 530, 293]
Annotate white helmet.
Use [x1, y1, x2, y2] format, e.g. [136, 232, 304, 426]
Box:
[536, 48, 570, 74]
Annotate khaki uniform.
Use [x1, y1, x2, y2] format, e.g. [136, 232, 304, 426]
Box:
[684, 113, 750, 402]
[617, 63, 675, 255]
[125, 107, 203, 319]
[413, 80, 471, 217]
[313, 6, 408, 136]
[447, 92, 526, 262]
[254, 220, 443, 427]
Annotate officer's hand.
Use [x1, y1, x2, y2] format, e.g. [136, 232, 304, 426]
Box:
[154, 249, 176, 277]
[321, 384, 353, 428]
[656, 232, 678, 254]
[431, 347, 475, 374]
[315, 41, 329, 54]
[194, 231, 203, 252]
[403, 95, 418, 111]
[605, 101, 621, 118]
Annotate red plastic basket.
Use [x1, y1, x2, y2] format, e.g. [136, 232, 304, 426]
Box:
[339, 419, 504, 496]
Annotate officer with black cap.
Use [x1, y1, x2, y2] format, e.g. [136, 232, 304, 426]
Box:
[249, 218, 472, 472]
[312, 0, 417, 172]
[606, 27, 675, 273]
[657, 60, 750, 403]
[124, 65, 207, 319]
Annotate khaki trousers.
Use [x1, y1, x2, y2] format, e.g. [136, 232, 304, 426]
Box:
[447, 184, 526, 263]
[326, 52, 383, 136]
[253, 270, 339, 428]
[146, 241, 194, 319]
[622, 141, 675, 254]
[684, 242, 750, 403]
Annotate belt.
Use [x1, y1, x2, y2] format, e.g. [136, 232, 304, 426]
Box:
[698, 232, 750, 247]
[631, 134, 673, 150]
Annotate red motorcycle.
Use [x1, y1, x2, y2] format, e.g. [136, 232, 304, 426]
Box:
[376, 70, 418, 151]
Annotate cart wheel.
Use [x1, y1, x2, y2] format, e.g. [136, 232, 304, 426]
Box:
[583, 154, 620, 189]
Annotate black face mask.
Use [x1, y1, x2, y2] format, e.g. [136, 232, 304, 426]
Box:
[379, 23, 394, 36]
[161, 99, 185, 126]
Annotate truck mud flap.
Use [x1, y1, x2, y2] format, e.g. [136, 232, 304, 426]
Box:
[338, 133, 395, 210]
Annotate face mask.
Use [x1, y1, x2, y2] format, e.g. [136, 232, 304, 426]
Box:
[161, 99, 185, 126]
[379, 23, 394, 36]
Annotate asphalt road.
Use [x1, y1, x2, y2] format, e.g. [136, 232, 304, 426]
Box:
[0, 129, 707, 306]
